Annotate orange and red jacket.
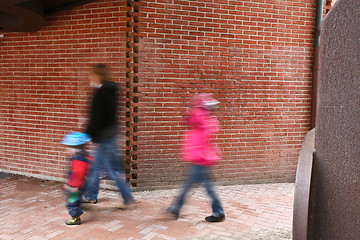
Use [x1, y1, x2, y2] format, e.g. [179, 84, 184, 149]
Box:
[66, 152, 94, 189]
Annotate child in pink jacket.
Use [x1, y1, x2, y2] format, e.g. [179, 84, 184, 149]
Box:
[167, 94, 225, 222]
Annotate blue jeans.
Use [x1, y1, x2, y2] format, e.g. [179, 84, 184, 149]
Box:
[168, 164, 225, 217]
[65, 189, 83, 217]
[84, 136, 135, 204]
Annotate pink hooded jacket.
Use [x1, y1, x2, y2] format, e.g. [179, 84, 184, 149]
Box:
[182, 107, 221, 166]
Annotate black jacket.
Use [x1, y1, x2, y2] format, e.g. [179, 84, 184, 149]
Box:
[86, 81, 119, 143]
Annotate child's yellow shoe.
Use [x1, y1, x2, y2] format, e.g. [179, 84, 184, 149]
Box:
[65, 216, 81, 225]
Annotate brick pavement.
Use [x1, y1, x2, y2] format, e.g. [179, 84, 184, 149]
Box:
[0, 175, 293, 240]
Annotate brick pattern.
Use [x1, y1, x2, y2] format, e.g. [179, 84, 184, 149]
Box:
[124, 0, 141, 187]
[1, 0, 318, 188]
[136, 0, 315, 188]
[0, 0, 128, 179]
[0, 176, 294, 239]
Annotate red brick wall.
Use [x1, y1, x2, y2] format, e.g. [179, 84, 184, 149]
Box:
[135, 0, 315, 188]
[0, 0, 315, 189]
[0, 0, 128, 179]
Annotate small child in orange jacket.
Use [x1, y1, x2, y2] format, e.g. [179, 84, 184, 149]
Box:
[61, 132, 93, 225]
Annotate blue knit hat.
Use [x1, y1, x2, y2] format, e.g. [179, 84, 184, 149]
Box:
[61, 132, 91, 146]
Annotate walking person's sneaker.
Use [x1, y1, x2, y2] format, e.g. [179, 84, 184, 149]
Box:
[81, 198, 98, 204]
[166, 207, 179, 220]
[205, 214, 225, 222]
[65, 216, 81, 225]
[118, 201, 137, 210]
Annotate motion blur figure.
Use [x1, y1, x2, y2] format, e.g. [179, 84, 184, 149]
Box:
[61, 132, 93, 225]
[83, 64, 136, 209]
[167, 94, 225, 222]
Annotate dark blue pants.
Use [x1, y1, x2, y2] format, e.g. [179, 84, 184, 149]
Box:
[65, 189, 83, 217]
[168, 164, 225, 217]
[84, 136, 135, 204]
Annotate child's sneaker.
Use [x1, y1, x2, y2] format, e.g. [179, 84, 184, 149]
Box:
[81, 198, 98, 204]
[205, 214, 225, 222]
[65, 216, 81, 225]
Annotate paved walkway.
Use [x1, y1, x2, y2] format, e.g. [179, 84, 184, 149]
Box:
[0, 175, 294, 240]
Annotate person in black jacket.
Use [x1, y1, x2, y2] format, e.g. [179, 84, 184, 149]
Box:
[83, 64, 136, 209]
